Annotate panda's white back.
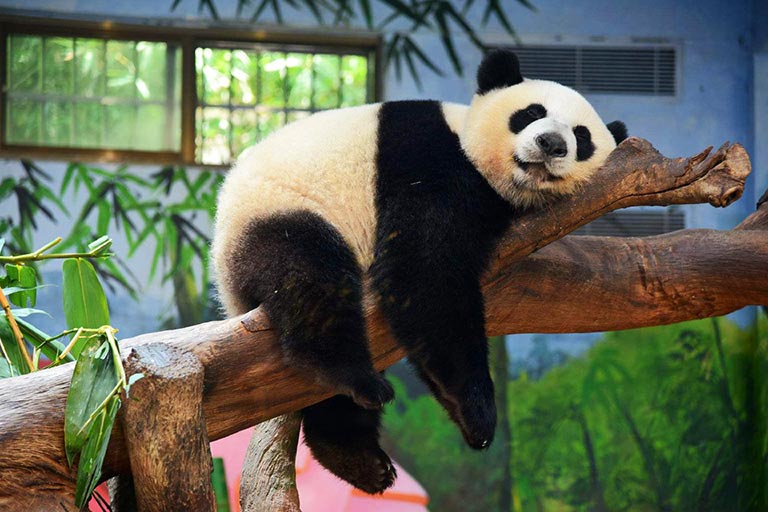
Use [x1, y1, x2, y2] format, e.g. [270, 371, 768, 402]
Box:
[212, 103, 389, 312]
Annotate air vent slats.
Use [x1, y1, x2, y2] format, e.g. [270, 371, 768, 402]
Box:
[508, 45, 677, 96]
[574, 210, 685, 237]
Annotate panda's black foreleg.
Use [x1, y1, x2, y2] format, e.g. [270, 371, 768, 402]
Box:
[372, 262, 496, 450]
[227, 210, 393, 409]
[303, 394, 397, 494]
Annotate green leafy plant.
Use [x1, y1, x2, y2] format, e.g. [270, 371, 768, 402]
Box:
[0, 236, 132, 509]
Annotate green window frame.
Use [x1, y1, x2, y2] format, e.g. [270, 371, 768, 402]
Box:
[0, 14, 380, 166]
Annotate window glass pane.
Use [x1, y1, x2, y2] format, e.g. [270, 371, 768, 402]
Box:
[135, 104, 167, 151]
[313, 54, 340, 109]
[8, 35, 41, 92]
[231, 50, 258, 105]
[198, 107, 231, 165]
[104, 104, 136, 149]
[74, 102, 103, 147]
[231, 109, 258, 157]
[42, 101, 72, 145]
[201, 48, 231, 105]
[340, 55, 368, 107]
[260, 51, 285, 108]
[5, 34, 181, 152]
[106, 40, 137, 99]
[6, 98, 41, 144]
[258, 111, 284, 140]
[75, 38, 106, 97]
[42, 37, 74, 95]
[136, 41, 168, 101]
[285, 52, 312, 109]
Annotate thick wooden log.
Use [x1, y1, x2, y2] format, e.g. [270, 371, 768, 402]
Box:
[240, 413, 302, 512]
[114, 343, 214, 512]
[0, 139, 755, 508]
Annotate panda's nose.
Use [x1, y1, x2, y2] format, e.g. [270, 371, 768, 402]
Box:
[536, 133, 567, 158]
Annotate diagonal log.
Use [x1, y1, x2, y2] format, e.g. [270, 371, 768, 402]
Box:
[0, 138, 757, 509]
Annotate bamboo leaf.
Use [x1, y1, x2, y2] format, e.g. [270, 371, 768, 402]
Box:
[0, 307, 50, 318]
[434, 8, 463, 75]
[0, 358, 11, 378]
[357, 0, 373, 27]
[0, 317, 28, 376]
[64, 336, 117, 467]
[74, 395, 121, 508]
[404, 37, 444, 76]
[97, 202, 110, 238]
[16, 318, 74, 364]
[4, 264, 37, 308]
[62, 259, 110, 358]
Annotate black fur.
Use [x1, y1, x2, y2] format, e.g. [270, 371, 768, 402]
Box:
[509, 103, 547, 134]
[226, 211, 393, 408]
[574, 125, 596, 161]
[607, 120, 628, 145]
[227, 211, 396, 493]
[303, 395, 396, 494]
[477, 49, 524, 95]
[372, 100, 518, 450]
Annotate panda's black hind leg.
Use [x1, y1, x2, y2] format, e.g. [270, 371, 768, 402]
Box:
[303, 395, 396, 494]
[227, 210, 393, 409]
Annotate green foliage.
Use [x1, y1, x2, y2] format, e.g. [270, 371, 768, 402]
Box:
[173, 0, 535, 85]
[0, 237, 128, 509]
[385, 318, 767, 511]
[61, 259, 110, 357]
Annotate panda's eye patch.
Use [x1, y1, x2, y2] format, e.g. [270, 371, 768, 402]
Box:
[573, 125, 595, 161]
[509, 103, 547, 134]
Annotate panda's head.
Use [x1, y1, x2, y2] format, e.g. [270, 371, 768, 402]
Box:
[460, 49, 628, 207]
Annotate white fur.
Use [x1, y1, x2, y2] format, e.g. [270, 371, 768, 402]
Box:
[212, 81, 617, 313]
[212, 103, 382, 314]
[461, 79, 617, 207]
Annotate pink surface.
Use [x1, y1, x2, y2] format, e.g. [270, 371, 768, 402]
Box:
[210, 426, 429, 512]
[88, 426, 429, 511]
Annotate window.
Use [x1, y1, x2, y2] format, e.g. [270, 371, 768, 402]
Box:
[6, 35, 181, 152]
[0, 15, 378, 165]
[195, 45, 370, 164]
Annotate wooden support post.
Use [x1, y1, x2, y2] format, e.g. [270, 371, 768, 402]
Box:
[240, 413, 303, 512]
[116, 343, 214, 512]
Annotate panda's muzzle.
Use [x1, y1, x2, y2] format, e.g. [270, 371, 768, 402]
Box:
[535, 132, 568, 158]
[513, 155, 565, 183]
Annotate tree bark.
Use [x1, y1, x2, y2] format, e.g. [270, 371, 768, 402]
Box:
[0, 138, 758, 509]
[239, 413, 302, 512]
[113, 343, 215, 512]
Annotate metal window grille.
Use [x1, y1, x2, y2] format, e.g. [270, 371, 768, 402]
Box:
[507, 45, 677, 96]
[573, 209, 685, 237]
[0, 15, 379, 166]
[195, 44, 371, 165]
[5, 35, 181, 152]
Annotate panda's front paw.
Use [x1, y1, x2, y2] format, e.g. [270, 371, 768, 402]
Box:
[345, 372, 395, 410]
[457, 378, 497, 450]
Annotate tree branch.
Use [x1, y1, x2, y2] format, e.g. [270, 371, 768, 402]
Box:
[0, 138, 757, 509]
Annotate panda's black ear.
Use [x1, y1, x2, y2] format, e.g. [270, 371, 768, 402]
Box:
[476, 49, 523, 95]
[607, 120, 628, 145]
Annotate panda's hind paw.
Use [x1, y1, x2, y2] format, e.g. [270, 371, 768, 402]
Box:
[344, 447, 397, 495]
[345, 372, 394, 410]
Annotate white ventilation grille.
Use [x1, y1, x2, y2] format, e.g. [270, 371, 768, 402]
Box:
[508, 45, 677, 96]
[574, 209, 685, 237]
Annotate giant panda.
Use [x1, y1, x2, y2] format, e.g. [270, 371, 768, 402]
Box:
[211, 49, 627, 494]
